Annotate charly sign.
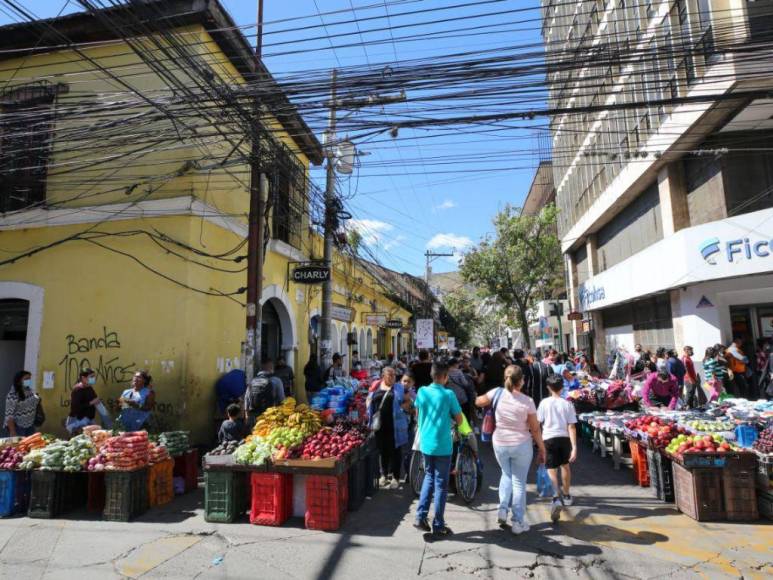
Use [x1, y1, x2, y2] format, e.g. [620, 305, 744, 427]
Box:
[291, 263, 330, 284]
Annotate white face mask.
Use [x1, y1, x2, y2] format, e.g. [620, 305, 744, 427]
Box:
[87, 376, 97, 386]
[22, 378, 32, 388]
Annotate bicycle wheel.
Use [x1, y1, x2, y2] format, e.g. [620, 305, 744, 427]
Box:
[409, 450, 424, 498]
[455, 444, 478, 504]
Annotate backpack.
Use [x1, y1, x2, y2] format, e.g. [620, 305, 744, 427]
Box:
[247, 373, 274, 415]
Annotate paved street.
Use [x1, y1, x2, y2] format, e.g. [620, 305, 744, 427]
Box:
[0, 438, 770, 580]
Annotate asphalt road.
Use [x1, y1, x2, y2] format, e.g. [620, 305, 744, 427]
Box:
[0, 438, 771, 579]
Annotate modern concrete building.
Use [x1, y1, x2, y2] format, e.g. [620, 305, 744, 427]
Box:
[542, 0, 773, 367]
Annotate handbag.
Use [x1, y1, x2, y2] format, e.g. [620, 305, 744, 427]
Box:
[33, 397, 45, 427]
[370, 389, 389, 432]
[481, 387, 503, 442]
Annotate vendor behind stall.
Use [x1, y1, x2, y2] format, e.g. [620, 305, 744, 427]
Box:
[118, 371, 155, 431]
[641, 371, 679, 409]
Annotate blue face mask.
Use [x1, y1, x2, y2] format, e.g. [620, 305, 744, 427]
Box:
[22, 378, 32, 388]
[87, 376, 96, 386]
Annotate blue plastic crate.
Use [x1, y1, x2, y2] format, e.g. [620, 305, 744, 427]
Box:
[735, 425, 758, 448]
[0, 471, 30, 517]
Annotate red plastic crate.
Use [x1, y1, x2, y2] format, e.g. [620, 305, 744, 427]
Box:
[173, 449, 199, 493]
[250, 472, 292, 526]
[87, 472, 105, 513]
[629, 441, 650, 487]
[305, 472, 348, 531]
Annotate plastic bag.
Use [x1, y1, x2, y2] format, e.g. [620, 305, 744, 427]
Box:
[536, 464, 554, 498]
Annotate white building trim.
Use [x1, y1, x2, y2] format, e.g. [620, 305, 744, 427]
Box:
[0, 282, 44, 387]
[261, 284, 298, 369]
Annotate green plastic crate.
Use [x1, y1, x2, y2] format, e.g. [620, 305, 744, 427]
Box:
[205, 470, 249, 523]
[103, 469, 148, 522]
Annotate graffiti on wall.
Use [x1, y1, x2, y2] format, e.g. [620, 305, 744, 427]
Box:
[58, 327, 137, 391]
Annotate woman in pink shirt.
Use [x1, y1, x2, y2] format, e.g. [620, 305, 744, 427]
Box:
[476, 365, 547, 534]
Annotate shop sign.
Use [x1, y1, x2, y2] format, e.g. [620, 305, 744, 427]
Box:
[364, 313, 387, 326]
[448, 337, 456, 350]
[567, 311, 583, 321]
[291, 263, 330, 284]
[761, 316, 773, 338]
[386, 319, 403, 329]
[581, 319, 592, 333]
[416, 319, 434, 349]
[437, 331, 449, 350]
[331, 304, 353, 322]
[576, 207, 773, 312]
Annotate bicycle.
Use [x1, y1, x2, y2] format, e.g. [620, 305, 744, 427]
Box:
[409, 428, 483, 504]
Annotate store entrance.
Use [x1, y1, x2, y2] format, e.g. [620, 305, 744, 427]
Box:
[730, 303, 773, 355]
[0, 299, 28, 421]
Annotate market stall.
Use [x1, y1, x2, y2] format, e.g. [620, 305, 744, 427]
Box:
[578, 398, 773, 522]
[203, 379, 379, 531]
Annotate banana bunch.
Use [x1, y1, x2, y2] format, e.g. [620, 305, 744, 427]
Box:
[252, 397, 322, 438]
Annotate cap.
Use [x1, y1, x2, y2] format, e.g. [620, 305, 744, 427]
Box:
[332, 353, 345, 361]
[448, 357, 460, 366]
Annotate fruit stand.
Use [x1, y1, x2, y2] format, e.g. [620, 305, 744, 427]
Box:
[578, 398, 773, 522]
[203, 387, 380, 531]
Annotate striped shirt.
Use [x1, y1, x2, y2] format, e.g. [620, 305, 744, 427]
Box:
[702, 358, 728, 383]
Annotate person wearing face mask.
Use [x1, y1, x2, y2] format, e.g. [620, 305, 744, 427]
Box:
[66, 369, 103, 435]
[4, 370, 42, 437]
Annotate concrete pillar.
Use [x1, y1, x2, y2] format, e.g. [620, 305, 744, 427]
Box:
[670, 289, 686, 351]
[658, 162, 691, 236]
[565, 252, 579, 350]
[586, 234, 599, 276]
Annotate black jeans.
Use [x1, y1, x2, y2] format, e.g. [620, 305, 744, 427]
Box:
[376, 429, 402, 480]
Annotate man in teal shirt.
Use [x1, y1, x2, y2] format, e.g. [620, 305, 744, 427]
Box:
[414, 361, 463, 536]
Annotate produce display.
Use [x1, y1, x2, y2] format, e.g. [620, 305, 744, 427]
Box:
[234, 439, 274, 466]
[208, 441, 240, 456]
[19, 449, 45, 470]
[252, 397, 321, 438]
[103, 432, 150, 471]
[299, 427, 365, 461]
[753, 426, 773, 454]
[87, 453, 107, 472]
[0, 446, 24, 470]
[83, 426, 110, 449]
[625, 416, 683, 448]
[682, 420, 734, 433]
[665, 433, 740, 459]
[265, 427, 305, 460]
[17, 432, 47, 455]
[61, 435, 97, 472]
[158, 431, 189, 456]
[149, 443, 170, 464]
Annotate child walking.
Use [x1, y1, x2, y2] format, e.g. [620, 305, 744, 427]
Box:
[537, 375, 578, 522]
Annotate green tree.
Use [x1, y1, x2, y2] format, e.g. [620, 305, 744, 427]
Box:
[460, 204, 563, 350]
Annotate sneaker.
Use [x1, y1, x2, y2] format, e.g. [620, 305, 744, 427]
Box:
[496, 508, 508, 526]
[563, 494, 573, 506]
[433, 525, 453, 537]
[550, 498, 562, 523]
[388, 478, 399, 490]
[378, 476, 388, 488]
[413, 518, 431, 532]
[510, 521, 529, 535]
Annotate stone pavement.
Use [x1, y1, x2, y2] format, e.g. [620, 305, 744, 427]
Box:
[0, 438, 771, 580]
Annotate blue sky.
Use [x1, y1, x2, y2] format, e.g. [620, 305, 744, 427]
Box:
[1, 0, 546, 276]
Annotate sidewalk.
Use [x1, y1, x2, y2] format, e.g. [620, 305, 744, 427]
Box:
[0, 440, 770, 579]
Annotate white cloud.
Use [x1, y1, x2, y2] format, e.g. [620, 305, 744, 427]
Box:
[434, 199, 457, 211]
[426, 233, 473, 251]
[349, 219, 394, 246]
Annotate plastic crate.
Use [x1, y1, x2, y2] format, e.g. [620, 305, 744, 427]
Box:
[756, 453, 773, 491]
[363, 446, 380, 498]
[87, 472, 105, 513]
[629, 441, 650, 487]
[148, 459, 174, 508]
[205, 470, 250, 523]
[673, 463, 725, 521]
[655, 452, 675, 503]
[173, 449, 199, 493]
[103, 469, 149, 522]
[305, 472, 347, 531]
[579, 422, 594, 443]
[347, 456, 367, 511]
[646, 449, 660, 498]
[734, 425, 758, 449]
[722, 469, 759, 521]
[28, 471, 87, 519]
[0, 471, 30, 517]
[758, 490, 773, 520]
[250, 472, 292, 526]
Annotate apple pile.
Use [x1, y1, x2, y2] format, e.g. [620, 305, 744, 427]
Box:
[299, 427, 365, 461]
[625, 416, 685, 448]
[666, 433, 739, 458]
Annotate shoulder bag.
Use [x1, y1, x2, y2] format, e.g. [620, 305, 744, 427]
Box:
[481, 387, 504, 442]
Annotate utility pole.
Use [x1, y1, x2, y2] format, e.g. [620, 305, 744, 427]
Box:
[424, 250, 455, 285]
[320, 70, 405, 373]
[245, 0, 266, 385]
[320, 69, 338, 375]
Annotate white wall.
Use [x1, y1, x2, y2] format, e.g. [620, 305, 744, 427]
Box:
[604, 325, 634, 352]
[675, 273, 773, 362]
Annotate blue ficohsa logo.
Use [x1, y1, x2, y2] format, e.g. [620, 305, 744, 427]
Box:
[700, 237, 721, 264]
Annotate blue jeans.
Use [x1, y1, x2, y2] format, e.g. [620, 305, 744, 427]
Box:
[494, 441, 533, 524]
[416, 454, 452, 531]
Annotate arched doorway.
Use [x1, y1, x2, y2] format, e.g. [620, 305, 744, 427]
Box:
[261, 300, 282, 363]
[359, 329, 366, 358]
[366, 328, 373, 358]
[260, 285, 298, 369]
